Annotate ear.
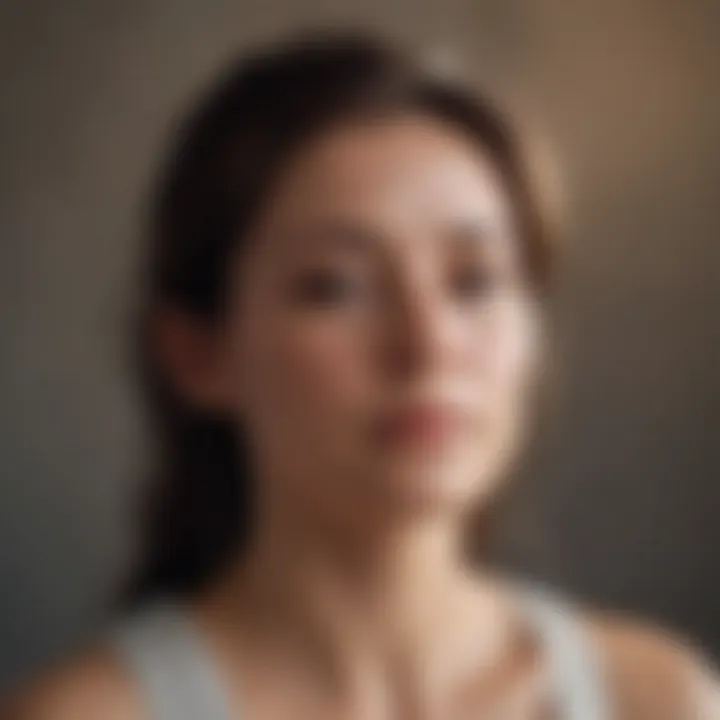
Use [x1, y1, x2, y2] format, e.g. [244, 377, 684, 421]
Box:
[151, 303, 234, 414]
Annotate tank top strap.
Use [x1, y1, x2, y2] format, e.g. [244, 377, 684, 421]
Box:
[105, 599, 234, 720]
[513, 581, 611, 720]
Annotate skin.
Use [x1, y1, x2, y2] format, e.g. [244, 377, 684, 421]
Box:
[5, 115, 719, 719]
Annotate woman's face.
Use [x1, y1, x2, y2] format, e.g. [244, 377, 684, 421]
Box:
[215, 114, 541, 528]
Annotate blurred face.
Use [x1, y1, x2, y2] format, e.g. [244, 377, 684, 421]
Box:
[206, 115, 541, 530]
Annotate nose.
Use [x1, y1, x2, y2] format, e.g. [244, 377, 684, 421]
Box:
[384, 277, 457, 381]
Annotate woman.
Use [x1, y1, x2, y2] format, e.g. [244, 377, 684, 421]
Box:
[7, 29, 719, 720]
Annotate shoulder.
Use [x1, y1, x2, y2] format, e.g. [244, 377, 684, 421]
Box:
[1, 646, 146, 720]
[584, 610, 720, 719]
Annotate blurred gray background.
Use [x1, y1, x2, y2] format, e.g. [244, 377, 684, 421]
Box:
[1, 0, 718, 687]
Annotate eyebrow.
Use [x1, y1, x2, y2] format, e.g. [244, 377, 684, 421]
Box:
[446, 218, 501, 247]
[283, 215, 505, 259]
[289, 219, 383, 253]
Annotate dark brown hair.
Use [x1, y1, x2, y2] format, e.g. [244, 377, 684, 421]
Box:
[124, 29, 556, 605]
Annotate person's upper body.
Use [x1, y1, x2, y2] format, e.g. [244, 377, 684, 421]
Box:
[5, 29, 719, 720]
[6, 579, 720, 719]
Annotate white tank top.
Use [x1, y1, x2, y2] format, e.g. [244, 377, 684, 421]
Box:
[107, 583, 610, 720]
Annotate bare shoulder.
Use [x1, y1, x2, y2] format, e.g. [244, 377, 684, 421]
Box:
[583, 610, 720, 719]
[1, 646, 146, 720]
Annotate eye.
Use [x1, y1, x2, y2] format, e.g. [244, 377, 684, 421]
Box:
[292, 267, 369, 307]
[451, 264, 499, 301]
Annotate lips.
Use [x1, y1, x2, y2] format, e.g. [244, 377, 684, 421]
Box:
[376, 402, 465, 446]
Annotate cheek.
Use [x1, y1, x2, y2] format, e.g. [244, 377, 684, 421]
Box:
[239, 315, 374, 435]
[468, 303, 539, 412]
[456, 306, 539, 493]
[285, 324, 371, 404]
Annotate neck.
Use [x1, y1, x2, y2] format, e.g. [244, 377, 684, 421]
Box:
[248, 505, 467, 646]
[212, 492, 512, 711]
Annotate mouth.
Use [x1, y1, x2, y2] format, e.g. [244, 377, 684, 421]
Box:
[374, 401, 468, 448]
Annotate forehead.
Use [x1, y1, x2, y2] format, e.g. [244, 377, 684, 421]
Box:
[253, 114, 515, 243]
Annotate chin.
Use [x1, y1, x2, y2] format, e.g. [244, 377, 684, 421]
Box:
[372, 454, 501, 517]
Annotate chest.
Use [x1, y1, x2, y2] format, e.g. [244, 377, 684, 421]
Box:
[108, 595, 608, 720]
